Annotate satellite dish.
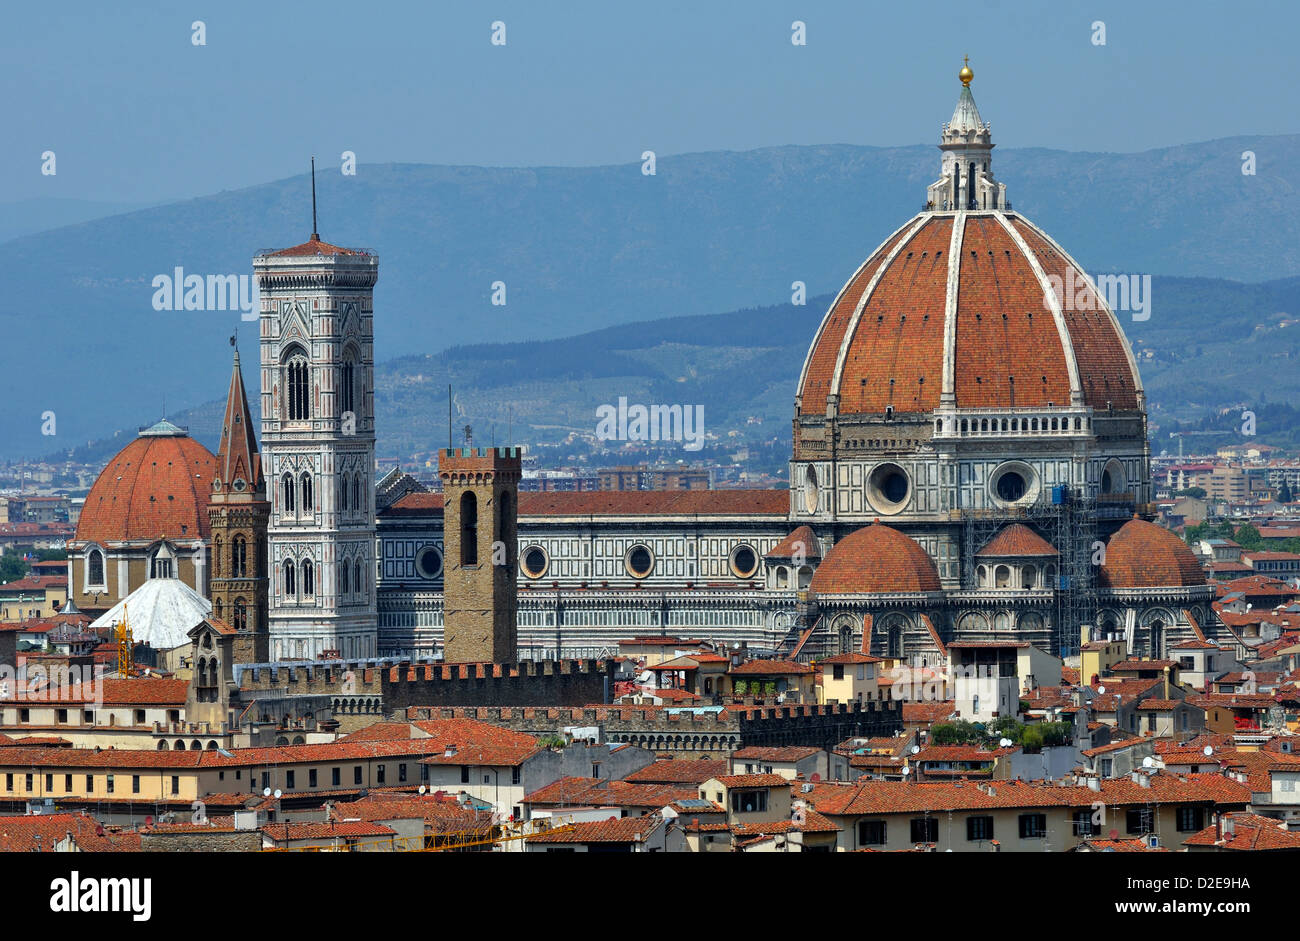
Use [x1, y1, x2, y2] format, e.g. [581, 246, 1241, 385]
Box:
[1097, 685, 1106, 694]
[1203, 745, 1214, 757]
[273, 789, 282, 799]
[661, 806, 679, 819]
[901, 768, 910, 776]
[1142, 756, 1154, 769]
[999, 738, 1013, 748]
[418, 785, 427, 795]
[911, 745, 920, 754]
[810, 772, 821, 782]
[262, 787, 271, 797]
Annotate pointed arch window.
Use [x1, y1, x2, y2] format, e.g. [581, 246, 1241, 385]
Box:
[302, 559, 315, 597]
[340, 562, 350, 596]
[352, 474, 362, 513]
[232, 535, 247, 578]
[301, 472, 314, 512]
[340, 473, 350, 513]
[285, 351, 310, 421]
[233, 598, 247, 632]
[355, 560, 364, 597]
[283, 560, 296, 598]
[340, 359, 356, 416]
[282, 473, 296, 513]
[460, 492, 478, 565]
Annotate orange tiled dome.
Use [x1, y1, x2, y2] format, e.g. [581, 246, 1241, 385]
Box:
[1100, 517, 1207, 589]
[810, 523, 941, 594]
[75, 421, 218, 544]
[796, 213, 1142, 417]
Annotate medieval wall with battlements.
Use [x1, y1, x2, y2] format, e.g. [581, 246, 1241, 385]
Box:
[404, 700, 902, 756]
[235, 657, 610, 715]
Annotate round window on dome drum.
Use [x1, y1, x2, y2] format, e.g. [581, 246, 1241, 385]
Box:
[625, 545, 654, 579]
[990, 462, 1039, 507]
[803, 466, 819, 514]
[729, 544, 759, 579]
[521, 545, 549, 579]
[415, 546, 443, 579]
[868, 462, 911, 514]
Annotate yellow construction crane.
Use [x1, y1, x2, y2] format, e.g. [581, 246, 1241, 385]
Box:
[116, 604, 134, 676]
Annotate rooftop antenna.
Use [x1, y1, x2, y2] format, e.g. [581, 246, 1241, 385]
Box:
[448, 385, 453, 452]
[310, 156, 319, 240]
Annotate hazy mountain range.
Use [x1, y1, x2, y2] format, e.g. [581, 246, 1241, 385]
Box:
[6, 134, 1300, 463]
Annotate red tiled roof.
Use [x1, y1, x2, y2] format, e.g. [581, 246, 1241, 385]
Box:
[264, 821, 395, 840]
[523, 776, 694, 808]
[728, 658, 812, 676]
[976, 524, 1058, 558]
[731, 746, 821, 762]
[811, 524, 941, 594]
[624, 759, 730, 785]
[1183, 814, 1300, 850]
[527, 816, 661, 844]
[806, 773, 1249, 816]
[0, 812, 141, 852]
[264, 237, 365, 257]
[710, 773, 788, 788]
[1100, 518, 1206, 590]
[765, 526, 821, 560]
[797, 214, 1140, 416]
[75, 432, 217, 543]
[0, 575, 67, 592]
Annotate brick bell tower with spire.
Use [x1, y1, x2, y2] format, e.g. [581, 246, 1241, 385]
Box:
[208, 340, 270, 663]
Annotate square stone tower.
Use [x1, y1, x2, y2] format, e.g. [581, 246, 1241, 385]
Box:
[439, 447, 521, 663]
[253, 234, 378, 662]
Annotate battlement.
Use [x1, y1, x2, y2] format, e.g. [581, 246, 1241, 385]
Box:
[438, 447, 522, 482]
[236, 657, 609, 711]
[405, 699, 902, 754]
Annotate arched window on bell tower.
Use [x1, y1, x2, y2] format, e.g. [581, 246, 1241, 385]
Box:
[285, 349, 310, 421]
[460, 492, 478, 565]
[232, 535, 247, 578]
[281, 473, 296, 513]
[340, 358, 356, 417]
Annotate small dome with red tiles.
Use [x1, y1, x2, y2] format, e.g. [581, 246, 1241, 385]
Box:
[810, 523, 941, 594]
[75, 420, 218, 544]
[1099, 517, 1207, 590]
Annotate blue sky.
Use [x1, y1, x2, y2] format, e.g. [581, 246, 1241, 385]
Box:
[2, 0, 1294, 202]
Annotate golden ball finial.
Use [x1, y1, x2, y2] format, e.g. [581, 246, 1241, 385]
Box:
[959, 55, 973, 87]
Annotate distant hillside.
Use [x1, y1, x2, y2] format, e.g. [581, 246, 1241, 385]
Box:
[6, 135, 1300, 459]
[48, 272, 1300, 471]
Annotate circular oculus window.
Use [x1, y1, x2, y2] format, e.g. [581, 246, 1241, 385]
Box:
[521, 545, 549, 579]
[867, 462, 912, 514]
[625, 545, 655, 579]
[989, 462, 1039, 507]
[803, 465, 819, 514]
[415, 546, 443, 579]
[729, 544, 759, 579]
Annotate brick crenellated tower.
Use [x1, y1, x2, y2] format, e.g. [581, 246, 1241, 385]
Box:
[208, 345, 270, 663]
[440, 447, 521, 663]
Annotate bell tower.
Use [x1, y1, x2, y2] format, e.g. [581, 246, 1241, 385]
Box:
[208, 343, 270, 663]
[254, 171, 379, 662]
[439, 447, 521, 663]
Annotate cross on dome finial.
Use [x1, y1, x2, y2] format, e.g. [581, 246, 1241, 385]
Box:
[960, 56, 973, 87]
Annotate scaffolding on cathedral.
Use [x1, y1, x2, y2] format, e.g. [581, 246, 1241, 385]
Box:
[957, 486, 1098, 657]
